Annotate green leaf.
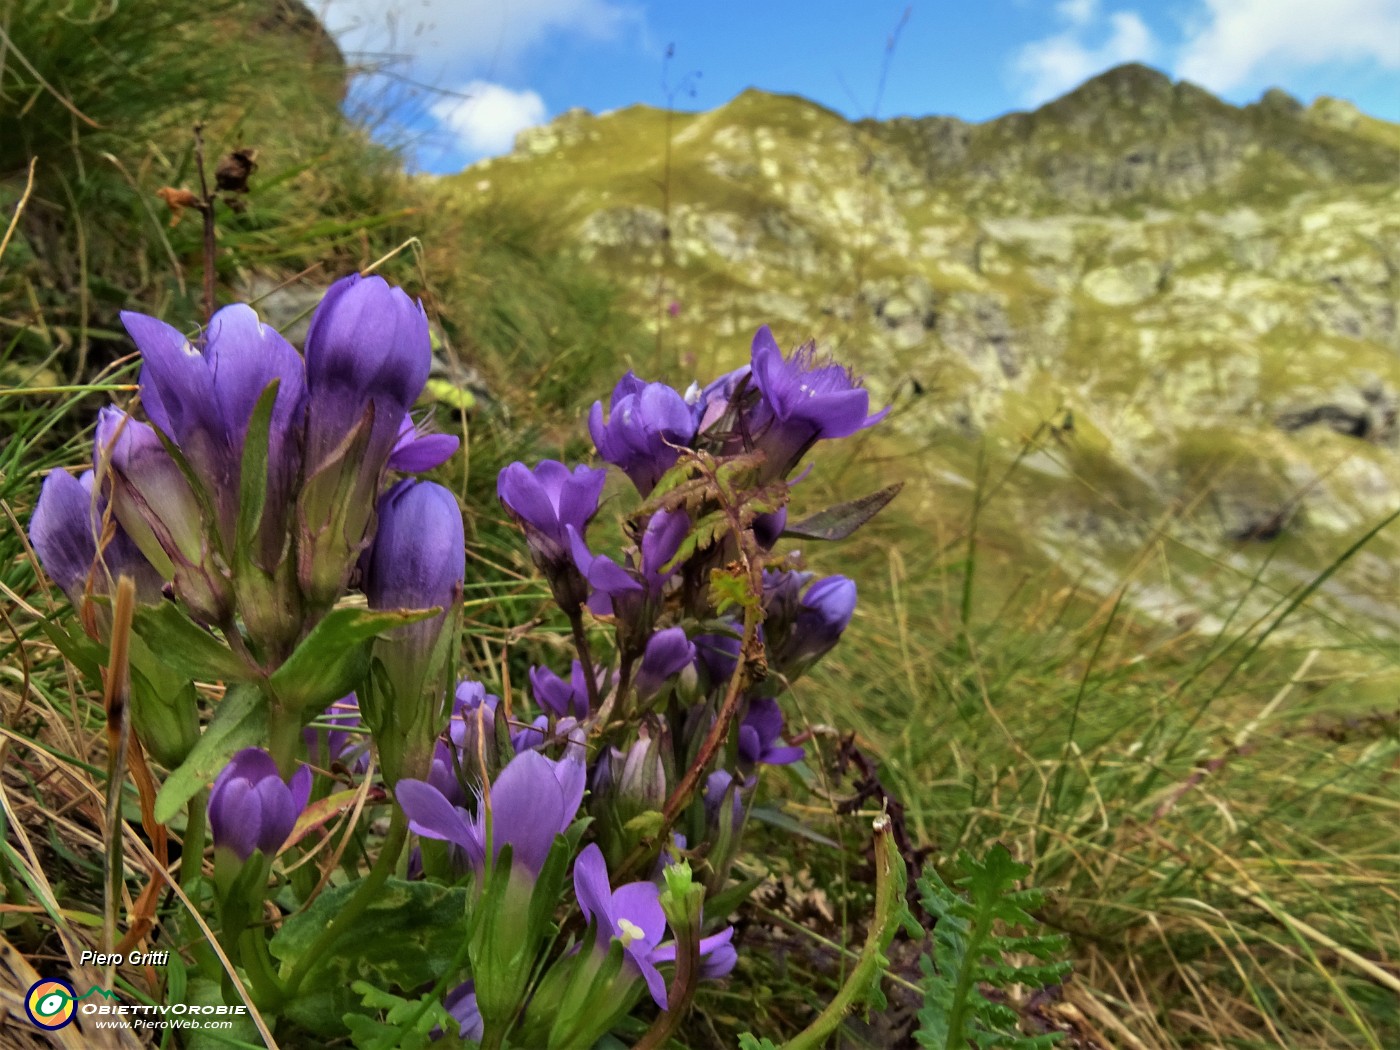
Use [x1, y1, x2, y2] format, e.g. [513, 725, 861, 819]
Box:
[40, 620, 104, 683]
[269, 606, 437, 716]
[785, 482, 903, 541]
[914, 844, 1071, 1050]
[235, 380, 279, 558]
[153, 684, 268, 823]
[131, 601, 254, 682]
[270, 878, 470, 1037]
[749, 804, 840, 848]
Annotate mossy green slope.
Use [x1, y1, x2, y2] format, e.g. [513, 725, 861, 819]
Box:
[445, 63, 1400, 641]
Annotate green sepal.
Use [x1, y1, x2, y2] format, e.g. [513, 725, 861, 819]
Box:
[154, 683, 268, 823]
[131, 600, 254, 682]
[704, 872, 766, 920]
[269, 606, 437, 718]
[234, 380, 279, 560]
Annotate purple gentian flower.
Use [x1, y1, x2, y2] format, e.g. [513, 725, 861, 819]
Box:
[296, 275, 433, 609]
[387, 414, 459, 473]
[497, 460, 607, 607]
[361, 479, 464, 688]
[397, 748, 585, 878]
[207, 748, 312, 861]
[29, 468, 164, 608]
[573, 844, 737, 1010]
[693, 628, 742, 690]
[589, 374, 696, 494]
[95, 407, 227, 622]
[572, 843, 671, 1008]
[690, 364, 753, 436]
[738, 698, 804, 768]
[303, 695, 369, 773]
[122, 304, 307, 559]
[634, 627, 696, 702]
[442, 981, 484, 1041]
[363, 480, 464, 619]
[529, 661, 599, 720]
[777, 575, 857, 675]
[566, 526, 642, 617]
[427, 739, 467, 808]
[704, 770, 748, 834]
[749, 326, 889, 477]
[446, 678, 509, 771]
[302, 274, 431, 474]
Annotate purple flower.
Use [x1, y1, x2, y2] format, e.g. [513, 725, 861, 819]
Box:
[442, 981, 484, 1041]
[29, 468, 163, 608]
[690, 364, 753, 437]
[634, 627, 696, 702]
[529, 661, 599, 720]
[738, 698, 804, 768]
[363, 481, 464, 618]
[749, 327, 889, 477]
[397, 748, 585, 878]
[704, 770, 747, 834]
[572, 843, 671, 1008]
[497, 461, 607, 608]
[573, 844, 736, 1010]
[207, 749, 312, 861]
[589, 374, 696, 494]
[302, 274, 431, 473]
[752, 508, 787, 549]
[693, 628, 742, 691]
[777, 574, 856, 675]
[95, 407, 227, 622]
[303, 695, 368, 773]
[653, 925, 738, 980]
[122, 304, 307, 556]
[296, 276, 432, 609]
[362, 480, 464, 683]
[447, 679, 501, 753]
[566, 526, 642, 617]
[387, 414, 459, 473]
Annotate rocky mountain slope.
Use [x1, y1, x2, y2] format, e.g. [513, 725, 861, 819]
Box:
[447, 64, 1400, 641]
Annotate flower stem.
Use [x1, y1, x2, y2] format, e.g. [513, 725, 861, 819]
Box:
[281, 807, 408, 998]
[777, 816, 905, 1050]
[567, 608, 602, 715]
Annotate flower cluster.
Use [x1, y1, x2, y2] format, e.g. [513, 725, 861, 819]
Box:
[29, 280, 889, 1048]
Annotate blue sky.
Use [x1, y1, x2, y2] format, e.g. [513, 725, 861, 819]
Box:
[322, 0, 1400, 173]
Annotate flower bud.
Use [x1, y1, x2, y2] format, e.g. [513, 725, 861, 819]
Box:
[29, 468, 163, 612]
[207, 748, 312, 861]
[361, 479, 464, 785]
[96, 407, 230, 623]
[634, 627, 696, 703]
[297, 274, 432, 609]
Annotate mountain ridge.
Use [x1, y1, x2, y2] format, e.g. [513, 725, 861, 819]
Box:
[447, 63, 1400, 642]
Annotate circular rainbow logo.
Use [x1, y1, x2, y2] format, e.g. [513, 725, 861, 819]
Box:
[25, 978, 77, 1030]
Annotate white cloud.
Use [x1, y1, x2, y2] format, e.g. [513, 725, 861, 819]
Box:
[1057, 0, 1099, 28]
[321, 0, 638, 77]
[430, 81, 547, 156]
[1012, 7, 1157, 104]
[1177, 0, 1400, 93]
